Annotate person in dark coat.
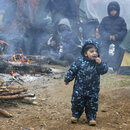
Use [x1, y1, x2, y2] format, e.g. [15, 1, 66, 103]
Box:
[45, 0, 77, 20]
[45, 18, 80, 64]
[99, 1, 127, 72]
[64, 39, 108, 126]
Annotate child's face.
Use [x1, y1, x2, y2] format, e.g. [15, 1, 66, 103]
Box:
[84, 47, 98, 60]
[110, 9, 117, 16]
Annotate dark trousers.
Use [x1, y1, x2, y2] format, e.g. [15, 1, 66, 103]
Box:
[71, 95, 98, 121]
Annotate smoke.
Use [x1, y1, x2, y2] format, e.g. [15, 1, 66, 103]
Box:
[0, 0, 79, 60]
[0, 0, 51, 55]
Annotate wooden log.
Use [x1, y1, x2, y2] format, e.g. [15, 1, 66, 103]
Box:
[0, 59, 52, 74]
[0, 88, 27, 96]
[21, 97, 38, 105]
[0, 93, 35, 100]
[0, 86, 24, 90]
[0, 89, 8, 92]
[0, 109, 12, 117]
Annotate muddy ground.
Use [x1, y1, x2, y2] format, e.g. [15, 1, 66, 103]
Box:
[0, 65, 130, 130]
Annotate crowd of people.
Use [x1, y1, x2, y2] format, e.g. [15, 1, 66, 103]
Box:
[0, 0, 127, 71]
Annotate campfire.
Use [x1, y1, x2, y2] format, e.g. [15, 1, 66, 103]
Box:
[0, 48, 52, 75]
[0, 49, 53, 118]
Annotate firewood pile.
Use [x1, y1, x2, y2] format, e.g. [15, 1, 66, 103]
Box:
[0, 85, 36, 118]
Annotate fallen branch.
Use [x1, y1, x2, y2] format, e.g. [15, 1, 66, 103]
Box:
[0, 109, 12, 117]
[0, 88, 27, 96]
[0, 86, 23, 90]
[0, 93, 35, 100]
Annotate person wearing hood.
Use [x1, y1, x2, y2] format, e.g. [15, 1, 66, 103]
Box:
[64, 39, 108, 126]
[99, 1, 127, 72]
[46, 18, 80, 64]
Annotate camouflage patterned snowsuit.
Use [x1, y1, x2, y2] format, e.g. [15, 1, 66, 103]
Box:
[64, 56, 108, 121]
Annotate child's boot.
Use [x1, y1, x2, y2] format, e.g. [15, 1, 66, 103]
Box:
[89, 120, 96, 126]
[71, 117, 78, 123]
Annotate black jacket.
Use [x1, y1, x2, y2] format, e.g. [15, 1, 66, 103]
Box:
[99, 1, 127, 44]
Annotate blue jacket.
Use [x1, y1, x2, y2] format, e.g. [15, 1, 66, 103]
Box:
[65, 56, 108, 96]
[99, 1, 127, 44]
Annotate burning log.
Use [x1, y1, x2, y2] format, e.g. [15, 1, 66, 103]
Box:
[0, 58, 52, 74]
[0, 51, 52, 75]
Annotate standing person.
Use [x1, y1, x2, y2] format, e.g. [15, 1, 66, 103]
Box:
[99, 1, 127, 72]
[64, 39, 108, 126]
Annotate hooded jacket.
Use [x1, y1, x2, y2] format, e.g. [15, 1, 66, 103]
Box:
[99, 1, 127, 43]
[50, 18, 79, 59]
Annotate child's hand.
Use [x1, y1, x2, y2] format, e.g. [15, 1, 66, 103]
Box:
[64, 82, 69, 85]
[95, 57, 102, 64]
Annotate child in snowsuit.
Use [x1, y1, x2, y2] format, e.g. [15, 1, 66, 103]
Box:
[64, 39, 108, 126]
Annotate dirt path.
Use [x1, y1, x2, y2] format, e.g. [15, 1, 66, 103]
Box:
[0, 66, 130, 130]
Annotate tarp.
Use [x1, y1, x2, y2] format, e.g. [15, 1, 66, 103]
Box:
[119, 52, 130, 75]
[119, 30, 130, 75]
[120, 30, 130, 53]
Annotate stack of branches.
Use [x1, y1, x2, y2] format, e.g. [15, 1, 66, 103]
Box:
[0, 86, 36, 118]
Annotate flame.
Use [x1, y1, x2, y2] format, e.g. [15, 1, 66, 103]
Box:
[21, 73, 28, 76]
[34, 72, 39, 75]
[9, 48, 31, 63]
[10, 69, 15, 76]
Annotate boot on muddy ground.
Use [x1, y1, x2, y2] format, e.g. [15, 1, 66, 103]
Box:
[88, 120, 96, 126]
[71, 117, 78, 123]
